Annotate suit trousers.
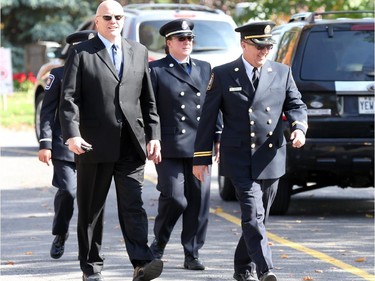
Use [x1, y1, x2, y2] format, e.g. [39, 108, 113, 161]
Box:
[51, 159, 76, 235]
[76, 131, 153, 275]
[154, 158, 211, 258]
[230, 177, 278, 276]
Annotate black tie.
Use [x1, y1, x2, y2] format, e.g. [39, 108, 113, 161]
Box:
[252, 67, 259, 91]
[180, 63, 189, 74]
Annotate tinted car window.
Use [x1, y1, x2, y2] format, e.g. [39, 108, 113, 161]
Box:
[276, 31, 299, 66]
[139, 20, 238, 54]
[301, 28, 374, 81]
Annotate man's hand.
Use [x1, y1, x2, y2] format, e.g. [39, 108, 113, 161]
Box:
[147, 139, 161, 164]
[214, 142, 220, 163]
[193, 165, 209, 183]
[38, 149, 52, 166]
[290, 129, 306, 148]
[66, 137, 92, 155]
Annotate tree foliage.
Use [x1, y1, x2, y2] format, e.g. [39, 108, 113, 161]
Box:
[1, 0, 97, 71]
[230, 0, 374, 25]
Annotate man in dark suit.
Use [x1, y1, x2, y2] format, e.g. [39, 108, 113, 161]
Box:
[148, 19, 220, 271]
[193, 22, 308, 281]
[59, 1, 162, 281]
[38, 30, 96, 260]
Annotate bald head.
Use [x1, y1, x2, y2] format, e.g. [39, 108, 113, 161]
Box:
[95, 0, 125, 42]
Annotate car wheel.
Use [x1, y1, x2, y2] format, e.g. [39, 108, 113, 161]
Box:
[34, 92, 45, 140]
[270, 177, 292, 215]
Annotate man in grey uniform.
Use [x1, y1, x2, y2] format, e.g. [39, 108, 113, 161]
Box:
[193, 22, 308, 281]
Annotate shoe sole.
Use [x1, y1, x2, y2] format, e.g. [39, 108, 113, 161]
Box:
[133, 259, 163, 281]
[261, 275, 277, 281]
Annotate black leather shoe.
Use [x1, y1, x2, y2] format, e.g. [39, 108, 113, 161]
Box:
[133, 259, 163, 281]
[233, 270, 258, 281]
[82, 273, 104, 281]
[150, 239, 166, 259]
[183, 256, 205, 270]
[259, 271, 277, 281]
[50, 233, 69, 259]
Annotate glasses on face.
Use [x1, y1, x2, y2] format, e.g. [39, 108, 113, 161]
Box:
[245, 41, 273, 51]
[100, 15, 124, 21]
[175, 36, 194, 42]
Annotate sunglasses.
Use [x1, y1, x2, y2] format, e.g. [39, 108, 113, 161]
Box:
[247, 43, 273, 51]
[101, 15, 124, 21]
[176, 36, 194, 42]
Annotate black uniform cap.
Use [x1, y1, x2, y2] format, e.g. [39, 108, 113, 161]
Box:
[235, 21, 276, 45]
[66, 30, 97, 45]
[159, 19, 194, 38]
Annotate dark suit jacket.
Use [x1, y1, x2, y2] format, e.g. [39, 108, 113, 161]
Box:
[149, 55, 218, 158]
[39, 66, 74, 162]
[59, 35, 160, 163]
[193, 57, 308, 179]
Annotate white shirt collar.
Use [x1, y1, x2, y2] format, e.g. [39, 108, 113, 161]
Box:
[241, 55, 261, 78]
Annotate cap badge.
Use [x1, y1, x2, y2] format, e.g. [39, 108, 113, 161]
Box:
[264, 25, 271, 35]
[181, 21, 189, 30]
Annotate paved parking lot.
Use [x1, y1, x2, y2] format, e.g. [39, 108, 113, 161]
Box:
[1, 128, 374, 281]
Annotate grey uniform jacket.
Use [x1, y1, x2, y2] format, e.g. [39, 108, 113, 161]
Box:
[193, 57, 308, 179]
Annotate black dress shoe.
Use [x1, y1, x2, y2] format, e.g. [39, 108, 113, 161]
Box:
[183, 256, 205, 270]
[50, 233, 69, 259]
[233, 270, 258, 281]
[133, 259, 163, 281]
[82, 273, 104, 281]
[259, 271, 277, 281]
[150, 239, 166, 259]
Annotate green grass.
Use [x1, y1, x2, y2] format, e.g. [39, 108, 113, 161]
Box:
[0, 91, 34, 130]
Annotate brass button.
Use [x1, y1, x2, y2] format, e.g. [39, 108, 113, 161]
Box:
[251, 143, 255, 149]
[265, 107, 270, 112]
[181, 116, 186, 121]
[180, 92, 185, 96]
[250, 132, 255, 137]
[267, 119, 272, 124]
[250, 120, 255, 125]
[268, 143, 273, 148]
[182, 129, 186, 134]
[181, 105, 185, 109]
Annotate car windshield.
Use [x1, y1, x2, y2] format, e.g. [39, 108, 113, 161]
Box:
[139, 20, 238, 54]
[301, 27, 374, 81]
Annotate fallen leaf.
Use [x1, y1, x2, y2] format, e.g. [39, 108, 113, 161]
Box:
[25, 251, 33, 255]
[355, 257, 366, 262]
[303, 276, 314, 280]
[6, 261, 15, 265]
[315, 269, 323, 273]
[281, 254, 289, 259]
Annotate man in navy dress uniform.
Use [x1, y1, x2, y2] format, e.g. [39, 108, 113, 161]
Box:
[38, 30, 96, 259]
[193, 22, 308, 281]
[148, 19, 220, 270]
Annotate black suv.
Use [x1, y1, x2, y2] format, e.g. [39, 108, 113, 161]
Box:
[219, 11, 374, 215]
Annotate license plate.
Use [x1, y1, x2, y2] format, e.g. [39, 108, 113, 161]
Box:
[358, 97, 374, 114]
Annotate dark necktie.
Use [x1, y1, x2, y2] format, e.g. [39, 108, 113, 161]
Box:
[112, 44, 122, 76]
[252, 67, 259, 91]
[180, 63, 189, 74]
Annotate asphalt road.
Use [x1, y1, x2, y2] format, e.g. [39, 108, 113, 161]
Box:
[1, 128, 374, 281]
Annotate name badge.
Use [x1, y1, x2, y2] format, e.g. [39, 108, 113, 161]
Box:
[229, 87, 242, 92]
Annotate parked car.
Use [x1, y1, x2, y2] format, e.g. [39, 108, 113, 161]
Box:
[219, 10, 374, 215]
[34, 3, 241, 138]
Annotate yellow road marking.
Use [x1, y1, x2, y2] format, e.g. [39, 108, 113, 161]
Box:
[211, 207, 375, 281]
[146, 174, 374, 280]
